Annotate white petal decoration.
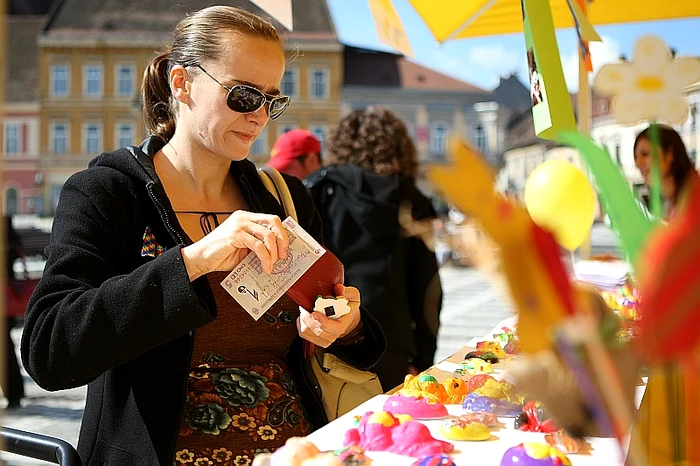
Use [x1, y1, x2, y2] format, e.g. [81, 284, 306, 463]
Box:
[662, 98, 691, 125]
[593, 63, 631, 95]
[613, 90, 647, 126]
[670, 58, 700, 88]
[593, 35, 700, 126]
[632, 36, 671, 70]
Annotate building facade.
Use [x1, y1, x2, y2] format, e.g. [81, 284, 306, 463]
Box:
[2, 15, 44, 215]
[31, 0, 342, 215]
[341, 47, 525, 196]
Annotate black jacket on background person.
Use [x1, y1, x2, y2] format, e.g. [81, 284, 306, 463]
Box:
[20, 136, 385, 466]
[305, 164, 443, 391]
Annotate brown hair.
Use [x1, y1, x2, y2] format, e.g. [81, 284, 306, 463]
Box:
[141, 6, 283, 141]
[634, 123, 695, 205]
[326, 107, 418, 179]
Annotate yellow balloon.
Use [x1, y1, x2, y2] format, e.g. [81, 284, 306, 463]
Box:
[524, 160, 596, 251]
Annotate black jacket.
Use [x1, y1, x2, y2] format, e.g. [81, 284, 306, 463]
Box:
[20, 137, 385, 466]
[306, 164, 442, 388]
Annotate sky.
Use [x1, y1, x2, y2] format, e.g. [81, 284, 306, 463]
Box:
[325, 0, 700, 92]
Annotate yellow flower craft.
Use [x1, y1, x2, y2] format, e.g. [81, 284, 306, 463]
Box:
[594, 35, 700, 126]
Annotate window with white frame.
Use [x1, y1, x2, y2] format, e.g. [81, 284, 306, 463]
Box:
[83, 122, 102, 154]
[251, 127, 268, 155]
[281, 68, 297, 97]
[84, 64, 103, 97]
[310, 68, 329, 100]
[277, 122, 298, 138]
[474, 124, 486, 153]
[116, 64, 135, 97]
[50, 64, 70, 97]
[430, 122, 450, 158]
[51, 122, 69, 154]
[116, 122, 134, 148]
[4, 122, 21, 155]
[310, 125, 327, 152]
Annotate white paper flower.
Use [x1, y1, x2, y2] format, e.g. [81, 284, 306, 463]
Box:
[594, 36, 700, 126]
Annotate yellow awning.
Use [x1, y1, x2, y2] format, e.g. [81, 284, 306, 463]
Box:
[408, 0, 700, 42]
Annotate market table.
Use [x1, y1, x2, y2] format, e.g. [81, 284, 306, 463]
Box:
[307, 315, 646, 465]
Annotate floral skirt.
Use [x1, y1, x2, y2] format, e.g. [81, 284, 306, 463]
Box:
[173, 360, 312, 466]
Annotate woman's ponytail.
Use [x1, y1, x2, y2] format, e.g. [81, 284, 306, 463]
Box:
[141, 51, 176, 141]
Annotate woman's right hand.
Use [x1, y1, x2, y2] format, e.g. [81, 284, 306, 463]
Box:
[180, 211, 288, 280]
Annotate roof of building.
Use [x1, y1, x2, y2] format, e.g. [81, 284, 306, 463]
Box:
[343, 46, 486, 93]
[6, 16, 44, 103]
[41, 0, 336, 41]
[491, 74, 531, 111]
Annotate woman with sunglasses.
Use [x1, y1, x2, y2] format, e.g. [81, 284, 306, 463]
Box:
[20, 6, 385, 466]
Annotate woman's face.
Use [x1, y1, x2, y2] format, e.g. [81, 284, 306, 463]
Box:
[634, 137, 673, 186]
[182, 34, 286, 161]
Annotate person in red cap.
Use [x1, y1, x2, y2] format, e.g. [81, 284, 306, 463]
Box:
[267, 129, 322, 180]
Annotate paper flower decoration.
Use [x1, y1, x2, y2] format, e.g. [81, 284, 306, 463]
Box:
[594, 35, 700, 126]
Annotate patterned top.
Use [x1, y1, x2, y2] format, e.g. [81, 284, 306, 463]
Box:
[173, 271, 312, 466]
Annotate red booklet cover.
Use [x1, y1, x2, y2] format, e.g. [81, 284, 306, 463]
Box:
[287, 248, 344, 312]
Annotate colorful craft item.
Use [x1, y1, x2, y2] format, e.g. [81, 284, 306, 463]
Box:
[500, 443, 571, 466]
[637, 178, 700, 362]
[334, 446, 369, 466]
[475, 341, 507, 359]
[464, 351, 500, 364]
[457, 412, 500, 428]
[443, 377, 469, 405]
[439, 418, 491, 441]
[412, 454, 456, 466]
[399, 374, 447, 403]
[544, 430, 587, 454]
[430, 141, 575, 354]
[514, 401, 558, 433]
[493, 330, 517, 349]
[458, 359, 493, 376]
[463, 393, 522, 418]
[344, 411, 454, 457]
[397, 374, 469, 405]
[504, 341, 522, 355]
[254, 437, 342, 466]
[384, 395, 449, 419]
[465, 374, 496, 392]
[473, 379, 520, 402]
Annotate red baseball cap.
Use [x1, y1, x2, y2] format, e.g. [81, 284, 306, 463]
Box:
[267, 129, 321, 172]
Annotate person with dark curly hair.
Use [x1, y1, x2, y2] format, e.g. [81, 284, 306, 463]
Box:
[306, 107, 443, 390]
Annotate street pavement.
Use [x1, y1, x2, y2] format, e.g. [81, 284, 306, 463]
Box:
[0, 223, 621, 465]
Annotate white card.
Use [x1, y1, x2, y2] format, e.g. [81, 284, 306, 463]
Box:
[220, 217, 326, 320]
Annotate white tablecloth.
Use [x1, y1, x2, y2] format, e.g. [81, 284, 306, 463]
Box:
[307, 314, 646, 465]
[307, 395, 629, 465]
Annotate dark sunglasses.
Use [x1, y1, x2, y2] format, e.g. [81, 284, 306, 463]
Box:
[192, 64, 291, 120]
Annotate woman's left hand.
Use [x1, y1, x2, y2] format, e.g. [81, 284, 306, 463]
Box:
[296, 284, 362, 348]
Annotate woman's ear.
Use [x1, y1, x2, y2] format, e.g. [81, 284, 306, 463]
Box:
[169, 65, 191, 106]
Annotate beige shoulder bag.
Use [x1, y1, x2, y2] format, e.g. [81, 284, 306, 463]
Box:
[258, 166, 383, 421]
